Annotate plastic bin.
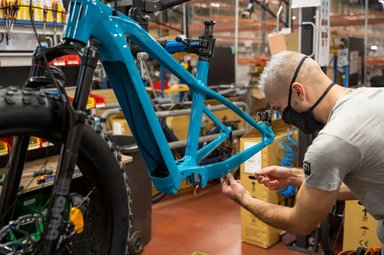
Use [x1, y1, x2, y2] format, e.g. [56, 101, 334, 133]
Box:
[0, 141, 8, 156]
[29, 137, 41, 150]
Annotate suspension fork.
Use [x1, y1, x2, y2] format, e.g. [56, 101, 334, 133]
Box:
[39, 46, 99, 254]
[0, 137, 30, 227]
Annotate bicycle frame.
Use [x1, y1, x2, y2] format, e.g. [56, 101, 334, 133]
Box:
[63, 0, 274, 194]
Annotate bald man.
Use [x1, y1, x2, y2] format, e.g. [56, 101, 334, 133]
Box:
[221, 51, 384, 248]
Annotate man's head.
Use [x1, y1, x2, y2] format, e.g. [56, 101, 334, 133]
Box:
[259, 51, 336, 134]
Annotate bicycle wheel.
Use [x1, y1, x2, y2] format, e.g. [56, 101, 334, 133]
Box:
[0, 87, 131, 254]
[151, 190, 166, 204]
[320, 201, 345, 255]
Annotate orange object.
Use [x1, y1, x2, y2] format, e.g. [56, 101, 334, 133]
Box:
[61, 8, 66, 23]
[29, 4, 34, 21]
[43, 5, 48, 21]
[1, 0, 9, 19]
[70, 207, 84, 233]
[11, 0, 19, 19]
[51, 0, 58, 22]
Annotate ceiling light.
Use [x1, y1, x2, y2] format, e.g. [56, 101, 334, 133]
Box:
[292, 16, 297, 20]
[370, 45, 378, 51]
[211, 3, 221, 8]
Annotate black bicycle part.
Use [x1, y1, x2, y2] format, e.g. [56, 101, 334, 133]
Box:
[0, 136, 30, 228]
[127, 0, 190, 32]
[25, 43, 102, 253]
[151, 191, 166, 204]
[28, 41, 85, 80]
[34, 46, 99, 254]
[0, 87, 130, 254]
[320, 201, 345, 255]
[171, 20, 216, 62]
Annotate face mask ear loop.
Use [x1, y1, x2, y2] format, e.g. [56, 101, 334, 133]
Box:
[307, 82, 336, 112]
[287, 56, 308, 107]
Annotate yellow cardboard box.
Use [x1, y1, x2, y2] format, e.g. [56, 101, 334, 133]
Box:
[240, 119, 298, 248]
[166, 108, 245, 141]
[343, 200, 381, 250]
[111, 117, 132, 136]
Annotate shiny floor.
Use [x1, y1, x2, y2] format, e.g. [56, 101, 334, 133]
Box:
[141, 184, 306, 255]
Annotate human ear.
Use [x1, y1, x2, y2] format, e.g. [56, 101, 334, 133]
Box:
[291, 82, 305, 101]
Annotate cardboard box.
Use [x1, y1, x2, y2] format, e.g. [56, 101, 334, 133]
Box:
[343, 200, 381, 250]
[241, 208, 280, 248]
[90, 89, 119, 105]
[267, 32, 288, 56]
[166, 107, 245, 141]
[240, 119, 299, 248]
[267, 31, 298, 56]
[111, 117, 132, 136]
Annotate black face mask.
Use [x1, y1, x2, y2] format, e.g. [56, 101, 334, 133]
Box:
[282, 56, 335, 134]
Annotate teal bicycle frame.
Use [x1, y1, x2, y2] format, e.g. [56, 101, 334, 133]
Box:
[63, 0, 274, 194]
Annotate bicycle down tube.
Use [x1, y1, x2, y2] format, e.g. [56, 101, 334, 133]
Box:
[63, 0, 274, 194]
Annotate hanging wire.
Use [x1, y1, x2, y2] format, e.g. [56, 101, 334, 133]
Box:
[277, 127, 298, 197]
[193, 178, 229, 198]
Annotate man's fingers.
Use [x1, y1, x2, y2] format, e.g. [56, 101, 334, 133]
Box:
[221, 177, 229, 186]
[261, 165, 277, 174]
[257, 175, 272, 184]
[255, 166, 276, 179]
[266, 180, 280, 190]
[225, 173, 236, 183]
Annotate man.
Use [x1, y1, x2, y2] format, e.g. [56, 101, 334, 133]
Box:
[221, 51, 384, 247]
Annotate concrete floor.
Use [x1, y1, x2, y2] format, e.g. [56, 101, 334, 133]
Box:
[141, 184, 306, 255]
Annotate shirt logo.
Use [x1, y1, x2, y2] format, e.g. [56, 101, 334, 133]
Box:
[303, 161, 311, 175]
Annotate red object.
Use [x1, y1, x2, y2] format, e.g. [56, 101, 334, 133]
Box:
[89, 93, 106, 108]
[49, 55, 81, 66]
[65, 55, 81, 66]
[0, 137, 13, 152]
[152, 80, 170, 90]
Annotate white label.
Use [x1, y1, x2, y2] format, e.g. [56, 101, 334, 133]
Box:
[337, 48, 349, 67]
[244, 142, 262, 174]
[318, 0, 330, 67]
[113, 122, 122, 135]
[23, 198, 36, 207]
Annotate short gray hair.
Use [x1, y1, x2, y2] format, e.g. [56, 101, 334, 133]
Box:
[259, 51, 305, 94]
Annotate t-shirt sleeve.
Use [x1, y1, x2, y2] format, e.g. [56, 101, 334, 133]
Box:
[303, 134, 362, 191]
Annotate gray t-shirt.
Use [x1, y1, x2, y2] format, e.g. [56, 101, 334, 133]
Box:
[303, 87, 384, 243]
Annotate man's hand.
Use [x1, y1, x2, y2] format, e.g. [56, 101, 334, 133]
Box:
[221, 173, 251, 206]
[255, 165, 303, 190]
[221, 171, 338, 236]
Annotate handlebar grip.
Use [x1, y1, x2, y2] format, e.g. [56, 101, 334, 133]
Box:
[164, 40, 186, 54]
[203, 20, 216, 37]
[160, 0, 190, 11]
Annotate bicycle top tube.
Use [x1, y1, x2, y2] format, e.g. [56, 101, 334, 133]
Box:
[63, 0, 275, 194]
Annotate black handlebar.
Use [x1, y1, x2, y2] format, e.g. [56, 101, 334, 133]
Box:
[140, 0, 190, 13]
[129, 0, 190, 31]
[160, 0, 189, 11]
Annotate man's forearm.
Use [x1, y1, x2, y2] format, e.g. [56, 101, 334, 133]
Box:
[241, 194, 310, 235]
[337, 183, 356, 200]
[288, 167, 304, 187]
